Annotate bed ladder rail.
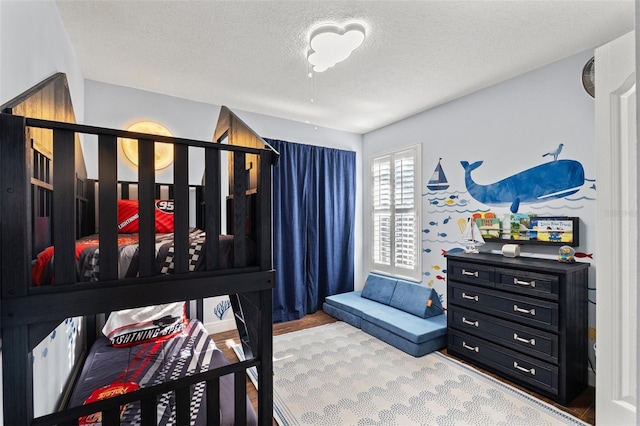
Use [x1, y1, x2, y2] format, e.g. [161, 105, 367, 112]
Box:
[230, 288, 274, 423]
[230, 293, 255, 358]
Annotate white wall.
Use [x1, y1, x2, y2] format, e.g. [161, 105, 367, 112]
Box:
[84, 81, 364, 332]
[84, 80, 220, 184]
[0, 0, 84, 121]
[363, 49, 597, 384]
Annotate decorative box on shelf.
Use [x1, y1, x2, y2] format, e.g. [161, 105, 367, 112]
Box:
[445, 252, 589, 406]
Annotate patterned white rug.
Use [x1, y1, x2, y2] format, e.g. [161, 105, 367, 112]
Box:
[232, 321, 588, 426]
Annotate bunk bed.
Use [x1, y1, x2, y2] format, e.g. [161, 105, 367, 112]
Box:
[0, 73, 278, 425]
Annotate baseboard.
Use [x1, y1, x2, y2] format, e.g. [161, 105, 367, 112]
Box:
[204, 318, 236, 335]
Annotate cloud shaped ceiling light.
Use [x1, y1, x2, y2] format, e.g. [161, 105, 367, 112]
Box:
[307, 23, 365, 73]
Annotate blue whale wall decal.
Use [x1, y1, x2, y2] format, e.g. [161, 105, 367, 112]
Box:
[461, 159, 585, 213]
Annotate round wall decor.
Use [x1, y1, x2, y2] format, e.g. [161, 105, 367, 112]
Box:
[582, 57, 595, 98]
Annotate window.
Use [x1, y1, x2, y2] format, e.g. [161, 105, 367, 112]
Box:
[371, 145, 421, 281]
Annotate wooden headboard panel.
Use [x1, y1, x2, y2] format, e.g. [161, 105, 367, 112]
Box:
[1, 73, 88, 255]
[214, 105, 272, 193]
[1, 72, 86, 177]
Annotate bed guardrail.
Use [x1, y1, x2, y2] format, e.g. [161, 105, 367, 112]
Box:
[1, 114, 278, 319]
[32, 358, 258, 426]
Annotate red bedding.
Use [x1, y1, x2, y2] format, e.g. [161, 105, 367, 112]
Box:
[32, 229, 256, 286]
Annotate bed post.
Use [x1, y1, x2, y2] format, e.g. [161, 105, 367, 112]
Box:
[257, 147, 274, 270]
[0, 113, 34, 425]
[257, 287, 274, 424]
[257, 148, 275, 424]
[2, 326, 33, 425]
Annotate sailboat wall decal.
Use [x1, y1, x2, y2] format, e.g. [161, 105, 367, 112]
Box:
[427, 158, 449, 191]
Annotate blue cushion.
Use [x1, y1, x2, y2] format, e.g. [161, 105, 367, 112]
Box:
[389, 280, 443, 318]
[361, 308, 447, 344]
[361, 321, 447, 357]
[323, 302, 362, 328]
[360, 274, 397, 305]
[324, 291, 378, 318]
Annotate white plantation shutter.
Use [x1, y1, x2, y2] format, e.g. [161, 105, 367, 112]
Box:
[371, 146, 421, 281]
[372, 156, 392, 266]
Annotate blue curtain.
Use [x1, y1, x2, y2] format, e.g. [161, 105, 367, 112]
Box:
[267, 139, 355, 323]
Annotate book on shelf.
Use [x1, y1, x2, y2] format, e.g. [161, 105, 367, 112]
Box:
[531, 217, 574, 243]
[510, 213, 533, 240]
[475, 217, 501, 239]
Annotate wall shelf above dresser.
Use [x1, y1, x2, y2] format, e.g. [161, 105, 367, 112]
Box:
[445, 252, 590, 406]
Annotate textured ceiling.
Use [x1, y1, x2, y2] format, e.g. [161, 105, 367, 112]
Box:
[55, 0, 634, 134]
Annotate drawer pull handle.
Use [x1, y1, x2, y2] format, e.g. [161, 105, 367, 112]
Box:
[462, 292, 479, 302]
[514, 278, 536, 288]
[513, 305, 536, 316]
[513, 333, 536, 346]
[462, 317, 479, 327]
[462, 342, 479, 352]
[513, 362, 536, 376]
[462, 269, 479, 277]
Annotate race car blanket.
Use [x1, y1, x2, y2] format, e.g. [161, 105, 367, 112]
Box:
[68, 319, 257, 426]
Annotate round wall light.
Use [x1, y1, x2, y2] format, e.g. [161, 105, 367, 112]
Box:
[120, 121, 174, 170]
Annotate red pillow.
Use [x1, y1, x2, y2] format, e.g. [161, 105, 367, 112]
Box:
[117, 199, 174, 233]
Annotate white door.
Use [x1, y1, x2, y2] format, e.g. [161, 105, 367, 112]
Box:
[595, 30, 637, 425]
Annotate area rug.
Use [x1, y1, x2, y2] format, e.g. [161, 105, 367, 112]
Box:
[232, 321, 588, 426]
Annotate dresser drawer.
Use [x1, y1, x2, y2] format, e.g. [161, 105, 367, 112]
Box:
[449, 282, 559, 332]
[448, 261, 495, 287]
[495, 267, 559, 300]
[448, 330, 559, 397]
[448, 306, 559, 363]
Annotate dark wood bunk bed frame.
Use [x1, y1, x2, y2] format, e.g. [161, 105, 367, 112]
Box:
[0, 73, 278, 425]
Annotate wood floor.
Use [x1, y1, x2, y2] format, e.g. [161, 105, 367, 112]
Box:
[211, 311, 595, 425]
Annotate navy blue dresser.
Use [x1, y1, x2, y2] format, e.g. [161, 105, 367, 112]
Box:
[446, 252, 589, 405]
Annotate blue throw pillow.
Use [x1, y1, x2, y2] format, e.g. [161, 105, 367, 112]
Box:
[389, 280, 443, 318]
[361, 274, 397, 305]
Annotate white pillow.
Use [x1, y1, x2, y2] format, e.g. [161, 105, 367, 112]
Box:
[102, 302, 186, 347]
